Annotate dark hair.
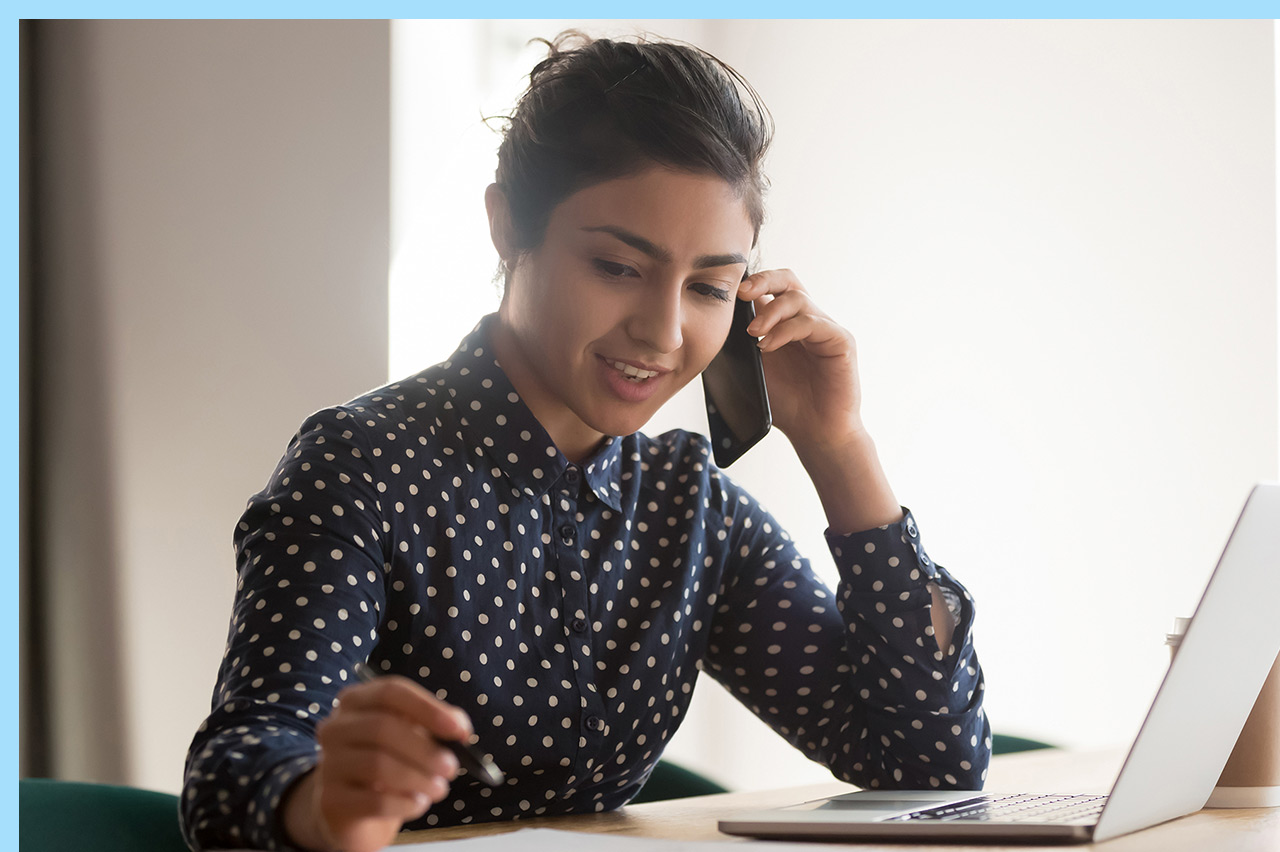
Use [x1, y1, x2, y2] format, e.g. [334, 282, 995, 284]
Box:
[493, 31, 774, 282]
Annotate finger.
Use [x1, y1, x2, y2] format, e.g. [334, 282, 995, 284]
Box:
[332, 727, 462, 783]
[739, 268, 805, 300]
[324, 783, 435, 823]
[747, 289, 821, 337]
[319, 708, 462, 781]
[758, 313, 852, 356]
[320, 739, 458, 804]
[337, 675, 473, 741]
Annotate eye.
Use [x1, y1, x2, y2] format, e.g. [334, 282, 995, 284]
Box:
[593, 259, 638, 279]
[691, 282, 732, 303]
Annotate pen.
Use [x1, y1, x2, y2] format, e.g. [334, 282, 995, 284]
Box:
[351, 662, 505, 787]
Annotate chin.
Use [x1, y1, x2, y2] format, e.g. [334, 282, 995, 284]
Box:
[586, 409, 658, 440]
[596, 418, 650, 439]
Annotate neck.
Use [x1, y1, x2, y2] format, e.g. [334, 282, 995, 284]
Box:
[488, 314, 607, 464]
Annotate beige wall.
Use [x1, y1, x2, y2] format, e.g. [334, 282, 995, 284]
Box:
[35, 20, 391, 792]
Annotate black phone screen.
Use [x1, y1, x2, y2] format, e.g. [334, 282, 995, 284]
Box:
[702, 298, 771, 467]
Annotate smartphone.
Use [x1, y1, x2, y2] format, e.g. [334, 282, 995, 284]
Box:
[702, 296, 771, 467]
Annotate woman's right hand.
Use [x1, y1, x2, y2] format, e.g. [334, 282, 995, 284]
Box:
[281, 675, 474, 852]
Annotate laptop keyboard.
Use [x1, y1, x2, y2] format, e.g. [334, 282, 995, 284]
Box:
[890, 793, 1108, 824]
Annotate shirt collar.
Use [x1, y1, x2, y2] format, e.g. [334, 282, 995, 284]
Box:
[443, 315, 625, 511]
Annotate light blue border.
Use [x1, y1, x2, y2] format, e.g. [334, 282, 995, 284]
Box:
[8, 18, 23, 813]
[10, 4, 1280, 18]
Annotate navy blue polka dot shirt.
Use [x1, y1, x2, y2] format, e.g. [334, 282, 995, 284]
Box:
[181, 315, 990, 850]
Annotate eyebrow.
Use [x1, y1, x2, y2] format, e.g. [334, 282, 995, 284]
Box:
[581, 225, 747, 270]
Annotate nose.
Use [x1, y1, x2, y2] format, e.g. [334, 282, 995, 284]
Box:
[626, 282, 683, 354]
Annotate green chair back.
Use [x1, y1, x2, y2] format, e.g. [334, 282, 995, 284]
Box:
[991, 733, 1056, 754]
[19, 778, 189, 852]
[631, 759, 729, 804]
[634, 734, 1054, 805]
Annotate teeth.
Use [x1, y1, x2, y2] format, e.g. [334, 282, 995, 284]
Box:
[609, 360, 659, 380]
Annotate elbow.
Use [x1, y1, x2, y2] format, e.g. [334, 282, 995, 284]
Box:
[942, 713, 992, 791]
[866, 708, 992, 792]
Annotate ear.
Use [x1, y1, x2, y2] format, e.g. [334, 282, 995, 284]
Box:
[485, 183, 516, 261]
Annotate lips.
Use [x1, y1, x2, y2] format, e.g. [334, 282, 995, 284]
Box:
[596, 355, 670, 404]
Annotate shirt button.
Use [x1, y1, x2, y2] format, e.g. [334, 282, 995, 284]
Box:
[571, 617, 587, 633]
[906, 518, 918, 538]
[586, 715, 603, 731]
[565, 466, 579, 486]
[559, 523, 575, 545]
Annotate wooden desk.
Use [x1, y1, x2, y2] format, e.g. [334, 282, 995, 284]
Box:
[398, 749, 1280, 849]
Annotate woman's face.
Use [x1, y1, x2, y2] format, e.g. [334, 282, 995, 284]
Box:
[492, 166, 755, 458]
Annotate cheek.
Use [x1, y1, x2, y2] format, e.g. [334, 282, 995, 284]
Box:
[687, 311, 734, 370]
[536, 286, 616, 366]
[512, 263, 587, 346]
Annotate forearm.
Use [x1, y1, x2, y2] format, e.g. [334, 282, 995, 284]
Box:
[281, 771, 330, 852]
[181, 724, 318, 851]
[704, 499, 988, 791]
[793, 430, 955, 648]
[827, 526, 987, 788]
[792, 429, 902, 536]
[928, 582, 957, 650]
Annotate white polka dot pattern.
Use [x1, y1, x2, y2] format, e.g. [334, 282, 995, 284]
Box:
[180, 316, 989, 851]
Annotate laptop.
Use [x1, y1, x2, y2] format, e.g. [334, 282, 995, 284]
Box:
[719, 483, 1280, 843]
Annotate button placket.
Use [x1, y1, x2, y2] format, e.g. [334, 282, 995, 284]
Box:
[559, 522, 575, 546]
[551, 479, 607, 774]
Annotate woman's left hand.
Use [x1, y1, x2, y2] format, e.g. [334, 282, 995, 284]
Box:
[739, 268, 865, 454]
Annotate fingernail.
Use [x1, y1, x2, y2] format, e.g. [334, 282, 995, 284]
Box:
[414, 792, 429, 811]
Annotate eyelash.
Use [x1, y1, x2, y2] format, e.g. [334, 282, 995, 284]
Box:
[693, 283, 732, 302]
[593, 259, 638, 279]
[592, 260, 732, 303]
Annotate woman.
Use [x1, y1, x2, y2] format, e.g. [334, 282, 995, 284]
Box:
[181, 32, 989, 852]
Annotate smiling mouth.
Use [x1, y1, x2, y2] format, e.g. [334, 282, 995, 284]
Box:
[607, 359, 660, 382]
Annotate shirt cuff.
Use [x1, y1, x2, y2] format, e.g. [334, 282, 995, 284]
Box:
[825, 506, 939, 594]
[256, 752, 320, 852]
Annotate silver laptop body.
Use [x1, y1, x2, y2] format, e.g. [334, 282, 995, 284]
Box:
[719, 483, 1280, 843]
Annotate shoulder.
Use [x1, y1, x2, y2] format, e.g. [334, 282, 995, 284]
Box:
[334, 364, 453, 430]
[294, 361, 462, 447]
[629, 429, 755, 518]
[629, 428, 715, 485]
[260, 365, 462, 502]
[634, 427, 711, 463]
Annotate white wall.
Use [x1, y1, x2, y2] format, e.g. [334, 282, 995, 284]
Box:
[392, 20, 1277, 792]
[36, 20, 391, 792]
